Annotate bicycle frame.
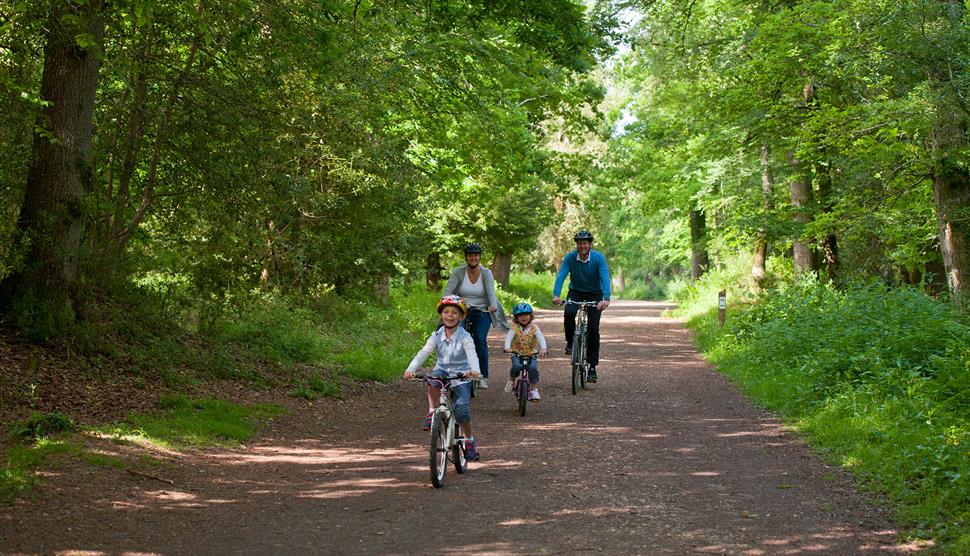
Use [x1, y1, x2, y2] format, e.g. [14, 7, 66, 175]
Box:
[510, 352, 536, 416]
[421, 375, 471, 488]
[565, 300, 598, 394]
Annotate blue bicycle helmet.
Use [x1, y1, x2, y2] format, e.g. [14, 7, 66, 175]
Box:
[512, 302, 533, 316]
[574, 230, 593, 242]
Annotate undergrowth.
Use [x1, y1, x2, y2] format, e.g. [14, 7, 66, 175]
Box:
[679, 278, 970, 551]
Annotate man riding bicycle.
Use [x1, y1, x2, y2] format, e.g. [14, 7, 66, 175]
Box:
[553, 230, 611, 383]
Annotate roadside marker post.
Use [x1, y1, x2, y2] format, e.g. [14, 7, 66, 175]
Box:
[717, 290, 726, 326]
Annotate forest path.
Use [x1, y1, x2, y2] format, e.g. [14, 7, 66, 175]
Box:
[2, 301, 917, 554]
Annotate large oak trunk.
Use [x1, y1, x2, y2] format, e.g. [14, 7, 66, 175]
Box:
[426, 253, 442, 290]
[689, 209, 709, 279]
[928, 0, 969, 304]
[491, 252, 511, 289]
[787, 151, 814, 277]
[4, 1, 105, 323]
[752, 143, 774, 293]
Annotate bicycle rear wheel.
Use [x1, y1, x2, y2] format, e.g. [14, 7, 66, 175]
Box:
[517, 376, 529, 416]
[452, 422, 467, 474]
[430, 412, 448, 488]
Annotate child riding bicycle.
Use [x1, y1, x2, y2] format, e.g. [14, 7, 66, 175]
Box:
[502, 302, 548, 400]
[403, 295, 482, 460]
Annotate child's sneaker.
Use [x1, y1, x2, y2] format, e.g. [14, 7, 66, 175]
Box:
[478, 377, 489, 389]
[529, 388, 540, 401]
[422, 411, 433, 431]
[465, 437, 480, 461]
[504, 380, 514, 393]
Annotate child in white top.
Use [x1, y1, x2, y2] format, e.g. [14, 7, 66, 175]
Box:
[403, 295, 482, 460]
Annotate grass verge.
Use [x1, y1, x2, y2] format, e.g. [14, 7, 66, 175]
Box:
[681, 280, 970, 551]
[2, 397, 283, 502]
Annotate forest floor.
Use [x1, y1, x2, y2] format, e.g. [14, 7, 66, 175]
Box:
[0, 301, 930, 554]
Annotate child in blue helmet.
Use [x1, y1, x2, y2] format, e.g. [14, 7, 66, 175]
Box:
[502, 302, 548, 400]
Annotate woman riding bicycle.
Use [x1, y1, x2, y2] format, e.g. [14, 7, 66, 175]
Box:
[403, 295, 482, 460]
[552, 230, 611, 383]
[442, 242, 510, 389]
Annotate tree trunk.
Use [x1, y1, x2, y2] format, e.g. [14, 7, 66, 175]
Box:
[612, 266, 625, 294]
[689, 208, 709, 279]
[372, 273, 391, 304]
[752, 143, 774, 293]
[928, 0, 969, 305]
[787, 150, 815, 278]
[426, 253, 442, 290]
[491, 252, 511, 289]
[816, 162, 839, 282]
[2, 1, 105, 326]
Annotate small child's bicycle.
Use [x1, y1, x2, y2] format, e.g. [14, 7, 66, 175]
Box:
[510, 352, 536, 417]
[416, 372, 477, 488]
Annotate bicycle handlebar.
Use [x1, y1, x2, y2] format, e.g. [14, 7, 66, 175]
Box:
[412, 371, 480, 385]
[563, 300, 600, 306]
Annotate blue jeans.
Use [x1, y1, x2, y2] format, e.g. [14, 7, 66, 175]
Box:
[464, 309, 491, 378]
[509, 354, 539, 384]
[431, 369, 473, 423]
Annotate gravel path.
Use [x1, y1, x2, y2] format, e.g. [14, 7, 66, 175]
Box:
[1, 300, 920, 555]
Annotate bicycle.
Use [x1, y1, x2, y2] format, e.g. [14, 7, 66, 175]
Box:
[564, 300, 599, 395]
[415, 371, 479, 488]
[509, 352, 537, 416]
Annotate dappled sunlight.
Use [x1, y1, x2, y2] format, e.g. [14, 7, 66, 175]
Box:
[210, 444, 423, 466]
[298, 476, 415, 499]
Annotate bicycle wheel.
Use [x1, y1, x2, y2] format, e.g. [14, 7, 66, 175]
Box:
[518, 376, 529, 416]
[430, 411, 448, 488]
[578, 325, 588, 388]
[452, 422, 467, 474]
[572, 326, 585, 394]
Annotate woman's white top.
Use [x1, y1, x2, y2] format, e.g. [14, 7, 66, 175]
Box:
[457, 270, 489, 310]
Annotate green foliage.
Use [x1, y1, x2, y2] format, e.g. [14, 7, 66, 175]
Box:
[503, 272, 557, 309]
[10, 412, 76, 441]
[288, 373, 342, 400]
[686, 281, 970, 549]
[0, 438, 79, 503]
[102, 395, 284, 449]
[321, 287, 442, 381]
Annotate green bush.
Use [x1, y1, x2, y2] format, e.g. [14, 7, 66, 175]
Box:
[684, 280, 970, 549]
[10, 412, 76, 441]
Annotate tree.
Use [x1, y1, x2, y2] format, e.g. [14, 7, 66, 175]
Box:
[2, 0, 105, 331]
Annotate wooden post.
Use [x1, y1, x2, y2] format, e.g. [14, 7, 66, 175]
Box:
[717, 290, 726, 326]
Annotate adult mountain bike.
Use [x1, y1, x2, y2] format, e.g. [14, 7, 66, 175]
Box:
[417, 372, 477, 488]
[509, 352, 536, 417]
[565, 300, 598, 395]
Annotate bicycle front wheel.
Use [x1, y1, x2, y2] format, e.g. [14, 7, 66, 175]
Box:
[571, 327, 584, 395]
[430, 411, 448, 488]
[452, 422, 467, 474]
[518, 377, 529, 416]
[578, 329, 588, 388]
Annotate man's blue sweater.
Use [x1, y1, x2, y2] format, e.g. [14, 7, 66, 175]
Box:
[553, 249, 611, 300]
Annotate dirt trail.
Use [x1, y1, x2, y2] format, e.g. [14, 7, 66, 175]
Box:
[2, 301, 917, 555]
